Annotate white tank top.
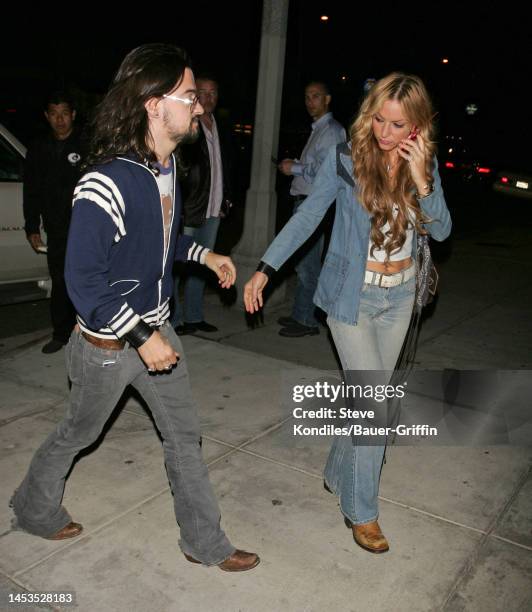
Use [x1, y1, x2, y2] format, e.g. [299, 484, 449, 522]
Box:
[367, 204, 414, 262]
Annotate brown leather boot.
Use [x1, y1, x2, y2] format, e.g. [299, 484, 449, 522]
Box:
[43, 522, 83, 540]
[184, 549, 260, 572]
[348, 519, 389, 553]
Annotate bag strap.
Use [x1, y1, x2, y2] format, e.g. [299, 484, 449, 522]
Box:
[336, 142, 355, 187]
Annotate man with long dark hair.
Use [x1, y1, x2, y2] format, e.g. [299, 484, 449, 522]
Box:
[10, 44, 259, 572]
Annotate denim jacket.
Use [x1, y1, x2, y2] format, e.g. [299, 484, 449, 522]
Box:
[262, 143, 452, 326]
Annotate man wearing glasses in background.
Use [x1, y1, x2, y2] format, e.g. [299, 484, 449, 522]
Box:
[10, 44, 259, 573]
[171, 74, 233, 336]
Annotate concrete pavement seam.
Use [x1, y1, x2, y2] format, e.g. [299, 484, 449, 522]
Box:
[0, 400, 66, 428]
[221, 445, 532, 554]
[219, 444, 330, 480]
[8, 400, 529, 582]
[489, 534, 532, 552]
[376, 495, 487, 535]
[198, 408, 532, 554]
[0, 569, 36, 593]
[9, 444, 246, 579]
[204, 416, 294, 463]
[8, 447, 247, 579]
[439, 464, 532, 611]
[0, 373, 68, 399]
[11, 486, 173, 579]
[122, 403, 293, 454]
[8, 448, 530, 585]
[0, 569, 58, 611]
[7, 402, 529, 544]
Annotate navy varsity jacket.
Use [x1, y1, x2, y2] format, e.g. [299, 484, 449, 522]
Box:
[65, 153, 209, 339]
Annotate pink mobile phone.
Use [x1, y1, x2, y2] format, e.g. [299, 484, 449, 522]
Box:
[408, 125, 418, 140]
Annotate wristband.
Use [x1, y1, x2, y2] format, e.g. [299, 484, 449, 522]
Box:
[256, 261, 276, 279]
[123, 320, 155, 348]
[416, 182, 435, 199]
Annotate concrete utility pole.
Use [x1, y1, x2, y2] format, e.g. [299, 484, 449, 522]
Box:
[233, 0, 289, 306]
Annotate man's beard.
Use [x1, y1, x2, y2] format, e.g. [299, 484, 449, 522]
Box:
[165, 113, 200, 146]
[179, 120, 200, 145]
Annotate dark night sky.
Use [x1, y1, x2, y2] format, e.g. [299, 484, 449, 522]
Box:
[1, 1, 530, 166]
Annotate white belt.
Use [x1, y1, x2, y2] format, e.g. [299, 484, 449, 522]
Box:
[364, 265, 416, 288]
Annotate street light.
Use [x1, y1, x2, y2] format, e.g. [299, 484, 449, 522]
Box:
[320, 15, 329, 21]
[442, 58, 449, 64]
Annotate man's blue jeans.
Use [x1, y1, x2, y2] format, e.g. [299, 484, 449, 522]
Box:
[171, 216, 220, 326]
[290, 198, 323, 328]
[324, 275, 415, 525]
[11, 323, 235, 565]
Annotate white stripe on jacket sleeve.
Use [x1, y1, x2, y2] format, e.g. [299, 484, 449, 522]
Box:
[107, 303, 141, 338]
[73, 173, 126, 238]
[187, 241, 210, 264]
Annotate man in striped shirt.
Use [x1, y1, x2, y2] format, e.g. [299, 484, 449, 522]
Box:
[10, 44, 259, 573]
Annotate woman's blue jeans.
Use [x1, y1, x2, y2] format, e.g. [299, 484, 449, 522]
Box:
[324, 275, 415, 525]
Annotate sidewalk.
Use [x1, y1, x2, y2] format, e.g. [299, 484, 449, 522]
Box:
[0, 227, 531, 611]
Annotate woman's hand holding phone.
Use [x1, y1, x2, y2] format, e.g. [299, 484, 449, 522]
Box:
[398, 126, 431, 191]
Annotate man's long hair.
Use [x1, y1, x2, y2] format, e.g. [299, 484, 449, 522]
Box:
[85, 43, 191, 168]
[350, 72, 437, 260]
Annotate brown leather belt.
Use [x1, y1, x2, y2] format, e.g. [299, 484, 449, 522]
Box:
[81, 331, 125, 350]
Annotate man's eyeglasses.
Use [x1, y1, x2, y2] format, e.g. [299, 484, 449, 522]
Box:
[162, 93, 200, 111]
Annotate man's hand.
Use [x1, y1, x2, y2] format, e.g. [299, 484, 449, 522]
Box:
[278, 159, 294, 176]
[204, 252, 236, 289]
[137, 331, 179, 372]
[27, 233, 45, 253]
[243, 271, 269, 313]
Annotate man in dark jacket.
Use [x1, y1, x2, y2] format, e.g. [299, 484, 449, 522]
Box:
[23, 91, 82, 353]
[11, 44, 259, 572]
[171, 75, 233, 335]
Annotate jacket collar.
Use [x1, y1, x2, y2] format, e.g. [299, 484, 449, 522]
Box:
[118, 150, 176, 176]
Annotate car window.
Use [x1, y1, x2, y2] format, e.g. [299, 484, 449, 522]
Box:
[0, 135, 24, 181]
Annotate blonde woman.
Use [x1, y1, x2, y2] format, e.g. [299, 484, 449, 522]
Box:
[244, 73, 451, 553]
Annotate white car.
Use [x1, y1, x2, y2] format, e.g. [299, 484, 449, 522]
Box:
[0, 123, 50, 302]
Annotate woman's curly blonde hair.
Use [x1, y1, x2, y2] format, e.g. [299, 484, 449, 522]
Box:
[350, 72, 437, 260]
